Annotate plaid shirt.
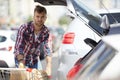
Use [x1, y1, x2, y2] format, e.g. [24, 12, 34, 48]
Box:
[14, 21, 51, 67]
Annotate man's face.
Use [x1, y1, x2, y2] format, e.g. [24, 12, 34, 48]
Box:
[33, 11, 47, 27]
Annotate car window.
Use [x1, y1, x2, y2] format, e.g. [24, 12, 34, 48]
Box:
[0, 36, 6, 42]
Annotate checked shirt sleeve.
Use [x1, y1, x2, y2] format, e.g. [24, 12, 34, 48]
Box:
[14, 24, 27, 57]
[39, 26, 52, 57]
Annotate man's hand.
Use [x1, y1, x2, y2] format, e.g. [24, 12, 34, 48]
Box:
[18, 62, 25, 68]
[17, 54, 24, 61]
[16, 54, 25, 68]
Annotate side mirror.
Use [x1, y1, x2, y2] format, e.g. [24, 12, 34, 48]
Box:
[101, 15, 110, 29]
[100, 15, 110, 35]
[84, 38, 98, 48]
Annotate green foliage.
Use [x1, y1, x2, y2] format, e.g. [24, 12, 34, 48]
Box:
[26, 15, 33, 22]
[59, 15, 72, 26]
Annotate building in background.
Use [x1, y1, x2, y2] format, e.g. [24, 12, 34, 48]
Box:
[0, 0, 34, 29]
[0, 0, 120, 29]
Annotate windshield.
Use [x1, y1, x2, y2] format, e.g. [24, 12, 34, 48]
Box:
[71, 0, 108, 36]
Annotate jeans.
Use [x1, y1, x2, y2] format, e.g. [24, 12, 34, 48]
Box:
[15, 58, 42, 69]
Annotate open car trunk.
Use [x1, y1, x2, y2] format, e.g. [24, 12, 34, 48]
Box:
[34, 0, 110, 36]
[34, 0, 67, 6]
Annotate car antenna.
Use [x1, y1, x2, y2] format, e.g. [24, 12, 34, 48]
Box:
[100, 1, 118, 24]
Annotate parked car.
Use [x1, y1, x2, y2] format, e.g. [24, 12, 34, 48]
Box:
[69, 23, 120, 80]
[34, 0, 110, 80]
[0, 30, 17, 67]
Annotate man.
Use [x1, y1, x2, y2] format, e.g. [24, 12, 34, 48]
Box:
[14, 5, 52, 76]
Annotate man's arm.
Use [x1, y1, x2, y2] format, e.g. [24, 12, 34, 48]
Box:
[45, 55, 52, 76]
[43, 39, 52, 76]
[14, 24, 26, 68]
[16, 54, 25, 68]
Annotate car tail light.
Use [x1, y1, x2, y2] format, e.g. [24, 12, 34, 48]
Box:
[0, 46, 12, 51]
[67, 64, 83, 80]
[8, 46, 12, 51]
[62, 32, 75, 44]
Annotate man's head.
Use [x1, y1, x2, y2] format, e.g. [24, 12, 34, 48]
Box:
[33, 5, 47, 28]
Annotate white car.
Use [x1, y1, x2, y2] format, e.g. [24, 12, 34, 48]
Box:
[34, 0, 110, 80]
[57, 17, 101, 80]
[0, 30, 17, 68]
[57, 1, 109, 80]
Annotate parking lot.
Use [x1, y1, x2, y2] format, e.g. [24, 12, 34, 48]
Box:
[0, 0, 120, 80]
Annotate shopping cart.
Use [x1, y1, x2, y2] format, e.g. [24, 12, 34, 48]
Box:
[0, 68, 49, 80]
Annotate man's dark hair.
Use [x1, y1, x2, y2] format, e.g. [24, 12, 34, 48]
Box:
[34, 5, 47, 14]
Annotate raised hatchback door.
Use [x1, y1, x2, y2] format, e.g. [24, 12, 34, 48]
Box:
[34, 0, 67, 5]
